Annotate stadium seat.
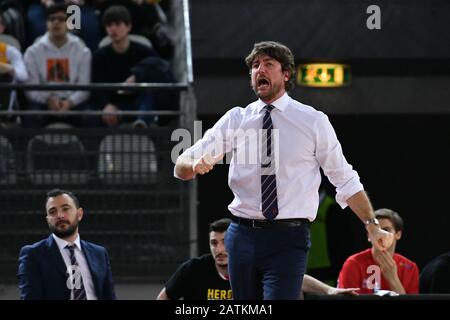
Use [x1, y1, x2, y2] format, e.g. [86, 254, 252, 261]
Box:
[26, 124, 88, 185]
[0, 34, 21, 51]
[98, 134, 157, 185]
[0, 136, 16, 184]
[0, 7, 25, 49]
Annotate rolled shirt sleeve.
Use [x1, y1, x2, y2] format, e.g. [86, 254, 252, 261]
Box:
[314, 112, 364, 208]
[174, 107, 242, 179]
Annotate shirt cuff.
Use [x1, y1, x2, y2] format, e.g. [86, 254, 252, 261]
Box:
[335, 178, 364, 209]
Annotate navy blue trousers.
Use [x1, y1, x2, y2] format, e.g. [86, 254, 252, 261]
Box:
[225, 222, 311, 300]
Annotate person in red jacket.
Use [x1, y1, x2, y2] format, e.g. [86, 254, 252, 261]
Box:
[338, 208, 419, 294]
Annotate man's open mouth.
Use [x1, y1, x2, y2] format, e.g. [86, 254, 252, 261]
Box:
[257, 78, 270, 88]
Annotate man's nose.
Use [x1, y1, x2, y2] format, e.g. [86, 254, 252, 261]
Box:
[217, 242, 226, 253]
[256, 65, 268, 76]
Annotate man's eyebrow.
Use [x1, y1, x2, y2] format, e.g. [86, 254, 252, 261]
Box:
[253, 56, 274, 63]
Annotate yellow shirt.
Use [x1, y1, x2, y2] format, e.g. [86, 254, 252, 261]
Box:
[0, 42, 9, 64]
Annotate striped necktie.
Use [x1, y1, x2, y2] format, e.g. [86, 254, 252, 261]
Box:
[66, 244, 87, 300]
[261, 105, 279, 220]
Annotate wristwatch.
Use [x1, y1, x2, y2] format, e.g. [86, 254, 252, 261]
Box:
[365, 218, 380, 227]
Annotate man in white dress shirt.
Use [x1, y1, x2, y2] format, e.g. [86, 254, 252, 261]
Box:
[174, 41, 393, 300]
[18, 189, 116, 300]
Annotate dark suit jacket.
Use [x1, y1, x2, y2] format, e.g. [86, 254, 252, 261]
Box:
[17, 235, 117, 300]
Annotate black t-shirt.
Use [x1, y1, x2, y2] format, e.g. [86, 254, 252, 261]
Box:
[92, 41, 157, 106]
[420, 252, 450, 293]
[165, 254, 232, 300]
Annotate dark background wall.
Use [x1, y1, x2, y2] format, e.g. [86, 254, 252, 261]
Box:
[189, 0, 450, 281]
[191, 0, 450, 114]
[192, 0, 450, 60]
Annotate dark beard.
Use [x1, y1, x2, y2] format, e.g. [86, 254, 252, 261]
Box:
[253, 86, 273, 102]
[49, 220, 79, 239]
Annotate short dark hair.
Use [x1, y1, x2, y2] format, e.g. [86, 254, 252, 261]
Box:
[375, 208, 404, 232]
[46, 3, 68, 18]
[102, 5, 131, 26]
[245, 41, 296, 92]
[209, 218, 231, 233]
[46, 189, 80, 209]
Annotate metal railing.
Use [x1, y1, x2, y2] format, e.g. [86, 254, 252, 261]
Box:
[0, 0, 198, 282]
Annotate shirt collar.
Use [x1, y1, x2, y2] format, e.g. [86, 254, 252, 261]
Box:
[256, 92, 290, 113]
[52, 233, 81, 251]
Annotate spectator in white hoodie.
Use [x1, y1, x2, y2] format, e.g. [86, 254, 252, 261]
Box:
[23, 3, 94, 127]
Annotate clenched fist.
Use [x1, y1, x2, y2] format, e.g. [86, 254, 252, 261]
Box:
[192, 153, 219, 175]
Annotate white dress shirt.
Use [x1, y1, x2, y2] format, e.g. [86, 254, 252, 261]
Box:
[177, 93, 364, 221]
[52, 233, 98, 300]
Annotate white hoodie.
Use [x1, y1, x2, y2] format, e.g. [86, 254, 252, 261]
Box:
[24, 32, 91, 106]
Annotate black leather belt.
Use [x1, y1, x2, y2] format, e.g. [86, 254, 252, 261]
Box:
[233, 217, 310, 229]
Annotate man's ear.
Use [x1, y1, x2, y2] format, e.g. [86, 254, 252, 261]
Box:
[283, 70, 290, 82]
[395, 230, 402, 241]
[77, 208, 84, 222]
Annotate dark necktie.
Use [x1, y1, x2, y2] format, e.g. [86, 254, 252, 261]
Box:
[261, 105, 279, 220]
[66, 244, 87, 300]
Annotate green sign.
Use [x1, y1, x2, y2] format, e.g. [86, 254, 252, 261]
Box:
[297, 63, 351, 87]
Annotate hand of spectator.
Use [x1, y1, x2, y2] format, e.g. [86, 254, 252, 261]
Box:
[327, 287, 359, 296]
[118, 75, 137, 95]
[41, 0, 55, 7]
[48, 96, 61, 112]
[59, 99, 73, 112]
[125, 75, 136, 84]
[131, 0, 145, 5]
[102, 104, 119, 127]
[373, 249, 398, 282]
[0, 62, 14, 75]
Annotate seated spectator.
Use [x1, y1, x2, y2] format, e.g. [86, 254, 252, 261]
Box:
[420, 251, 450, 293]
[0, 14, 28, 127]
[93, 5, 171, 128]
[157, 218, 358, 300]
[337, 208, 419, 294]
[23, 3, 93, 127]
[25, 0, 101, 52]
[17, 188, 117, 300]
[0, 0, 26, 49]
[95, 0, 174, 60]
